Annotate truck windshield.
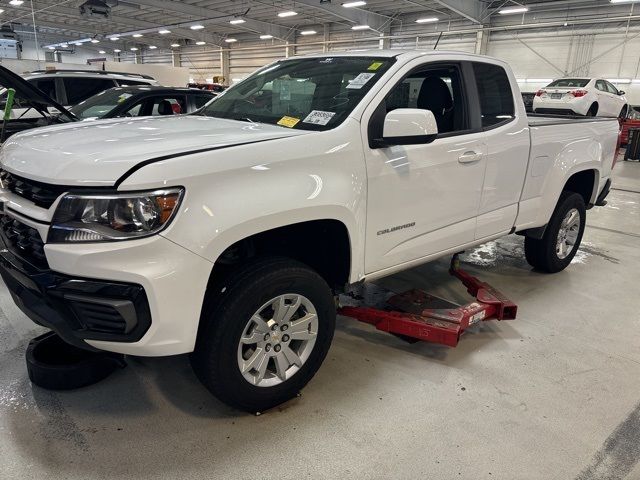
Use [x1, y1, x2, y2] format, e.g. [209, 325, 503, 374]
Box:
[199, 56, 394, 130]
[546, 79, 589, 88]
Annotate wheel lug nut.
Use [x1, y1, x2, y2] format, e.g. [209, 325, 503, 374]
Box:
[282, 334, 290, 342]
[281, 325, 288, 331]
[263, 333, 270, 341]
[271, 324, 279, 331]
[265, 344, 271, 352]
[274, 344, 281, 352]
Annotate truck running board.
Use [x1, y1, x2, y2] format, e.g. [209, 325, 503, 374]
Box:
[337, 256, 517, 347]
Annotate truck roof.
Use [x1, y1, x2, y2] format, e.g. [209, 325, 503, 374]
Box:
[292, 49, 507, 64]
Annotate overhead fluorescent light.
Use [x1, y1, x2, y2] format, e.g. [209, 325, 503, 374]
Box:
[230, 18, 245, 24]
[351, 25, 370, 30]
[416, 17, 439, 23]
[343, 1, 366, 7]
[278, 11, 298, 17]
[149, 45, 158, 49]
[607, 78, 631, 84]
[300, 30, 317, 35]
[170, 43, 180, 47]
[499, 6, 529, 14]
[159, 29, 171, 34]
[0, 9, 4, 14]
[110, 36, 119, 41]
[133, 33, 143, 38]
[190, 24, 205, 30]
[130, 47, 138, 51]
[114, 49, 122, 53]
[98, 50, 106, 54]
[9, 0, 24, 6]
[47, 46, 55, 50]
[91, 39, 100, 43]
[225, 38, 237, 43]
[195, 41, 206, 45]
[260, 34, 273, 39]
[60, 43, 68, 48]
[610, 0, 640, 3]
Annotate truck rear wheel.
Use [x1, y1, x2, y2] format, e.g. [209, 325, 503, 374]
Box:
[190, 257, 335, 412]
[524, 191, 586, 273]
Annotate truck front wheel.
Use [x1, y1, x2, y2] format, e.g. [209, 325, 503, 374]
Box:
[524, 191, 586, 273]
[190, 257, 335, 412]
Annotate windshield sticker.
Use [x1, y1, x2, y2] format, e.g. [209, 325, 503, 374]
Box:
[117, 93, 133, 103]
[277, 116, 300, 128]
[319, 58, 334, 64]
[303, 110, 336, 126]
[367, 61, 384, 71]
[346, 72, 376, 89]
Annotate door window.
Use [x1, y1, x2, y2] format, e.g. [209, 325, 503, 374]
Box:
[604, 81, 619, 95]
[472, 63, 515, 129]
[595, 80, 607, 92]
[63, 78, 115, 104]
[150, 96, 187, 115]
[194, 94, 214, 109]
[383, 64, 468, 135]
[31, 79, 57, 101]
[120, 102, 143, 117]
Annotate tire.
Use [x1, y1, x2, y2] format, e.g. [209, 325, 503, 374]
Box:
[586, 103, 598, 117]
[524, 191, 586, 273]
[190, 256, 335, 412]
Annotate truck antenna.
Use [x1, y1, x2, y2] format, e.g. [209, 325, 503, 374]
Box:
[433, 32, 443, 50]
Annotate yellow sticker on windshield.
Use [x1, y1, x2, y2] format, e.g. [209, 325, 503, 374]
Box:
[368, 61, 383, 71]
[277, 116, 300, 128]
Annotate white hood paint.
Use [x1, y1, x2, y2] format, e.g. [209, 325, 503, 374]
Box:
[0, 115, 306, 186]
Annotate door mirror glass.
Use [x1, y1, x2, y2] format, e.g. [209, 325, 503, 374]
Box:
[619, 90, 625, 95]
[380, 108, 438, 146]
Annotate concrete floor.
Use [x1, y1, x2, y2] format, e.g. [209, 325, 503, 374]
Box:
[0, 161, 639, 480]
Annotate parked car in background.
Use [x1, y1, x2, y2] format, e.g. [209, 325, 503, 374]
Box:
[70, 86, 216, 120]
[521, 92, 535, 113]
[0, 65, 76, 142]
[620, 105, 640, 145]
[533, 77, 628, 118]
[188, 82, 228, 93]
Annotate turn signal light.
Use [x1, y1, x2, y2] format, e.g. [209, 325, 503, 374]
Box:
[569, 90, 588, 97]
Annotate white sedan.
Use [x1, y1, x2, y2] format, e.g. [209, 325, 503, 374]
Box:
[533, 78, 628, 118]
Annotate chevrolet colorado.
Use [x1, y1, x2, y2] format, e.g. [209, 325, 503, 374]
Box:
[0, 51, 617, 411]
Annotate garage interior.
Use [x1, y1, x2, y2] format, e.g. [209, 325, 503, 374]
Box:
[0, 0, 639, 479]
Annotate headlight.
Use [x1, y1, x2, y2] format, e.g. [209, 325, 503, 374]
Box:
[48, 188, 184, 243]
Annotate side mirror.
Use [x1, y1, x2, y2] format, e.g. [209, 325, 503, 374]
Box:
[619, 91, 625, 95]
[376, 108, 438, 147]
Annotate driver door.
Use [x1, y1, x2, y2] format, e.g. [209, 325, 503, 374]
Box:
[362, 61, 487, 274]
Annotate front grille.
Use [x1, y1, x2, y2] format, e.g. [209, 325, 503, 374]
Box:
[0, 170, 66, 208]
[0, 215, 48, 268]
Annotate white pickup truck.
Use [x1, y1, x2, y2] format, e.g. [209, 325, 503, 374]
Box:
[0, 51, 617, 411]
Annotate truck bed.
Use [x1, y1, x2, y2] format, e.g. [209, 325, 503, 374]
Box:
[527, 113, 618, 127]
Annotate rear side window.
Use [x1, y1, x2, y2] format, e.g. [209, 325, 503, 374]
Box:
[31, 79, 57, 101]
[194, 94, 214, 109]
[63, 78, 115, 104]
[472, 63, 515, 129]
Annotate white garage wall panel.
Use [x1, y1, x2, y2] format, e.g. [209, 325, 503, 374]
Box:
[180, 49, 221, 82]
[229, 43, 286, 81]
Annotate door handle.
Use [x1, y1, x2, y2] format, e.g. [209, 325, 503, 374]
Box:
[458, 151, 483, 164]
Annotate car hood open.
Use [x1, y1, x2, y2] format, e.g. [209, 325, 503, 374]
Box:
[0, 65, 75, 121]
[0, 115, 308, 186]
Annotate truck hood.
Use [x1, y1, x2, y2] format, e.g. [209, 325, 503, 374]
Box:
[0, 115, 307, 186]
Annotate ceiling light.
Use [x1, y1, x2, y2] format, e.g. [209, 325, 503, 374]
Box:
[130, 47, 138, 51]
[300, 30, 317, 35]
[149, 45, 158, 49]
[225, 38, 237, 43]
[133, 33, 143, 38]
[610, 0, 640, 3]
[416, 17, 438, 23]
[170, 43, 180, 47]
[159, 29, 171, 34]
[9, 0, 24, 6]
[499, 7, 529, 14]
[229, 18, 245, 24]
[114, 49, 122, 52]
[60, 43, 68, 48]
[278, 11, 298, 17]
[351, 25, 370, 30]
[47, 46, 55, 50]
[260, 34, 273, 39]
[110, 36, 119, 41]
[190, 24, 205, 30]
[343, 1, 366, 7]
[74, 42, 83, 46]
[99, 50, 106, 54]
[0, 9, 4, 14]
[196, 41, 206, 45]
[91, 39, 100, 43]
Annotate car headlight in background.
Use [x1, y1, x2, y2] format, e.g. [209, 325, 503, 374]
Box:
[48, 188, 184, 243]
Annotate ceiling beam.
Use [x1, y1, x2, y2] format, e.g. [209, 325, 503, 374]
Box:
[293, 0, 392, 32]
[123, 0, 293, 40]
[433, 0, 482, 24]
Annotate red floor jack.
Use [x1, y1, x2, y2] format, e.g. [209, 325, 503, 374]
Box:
[338, 255, 518, 347]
